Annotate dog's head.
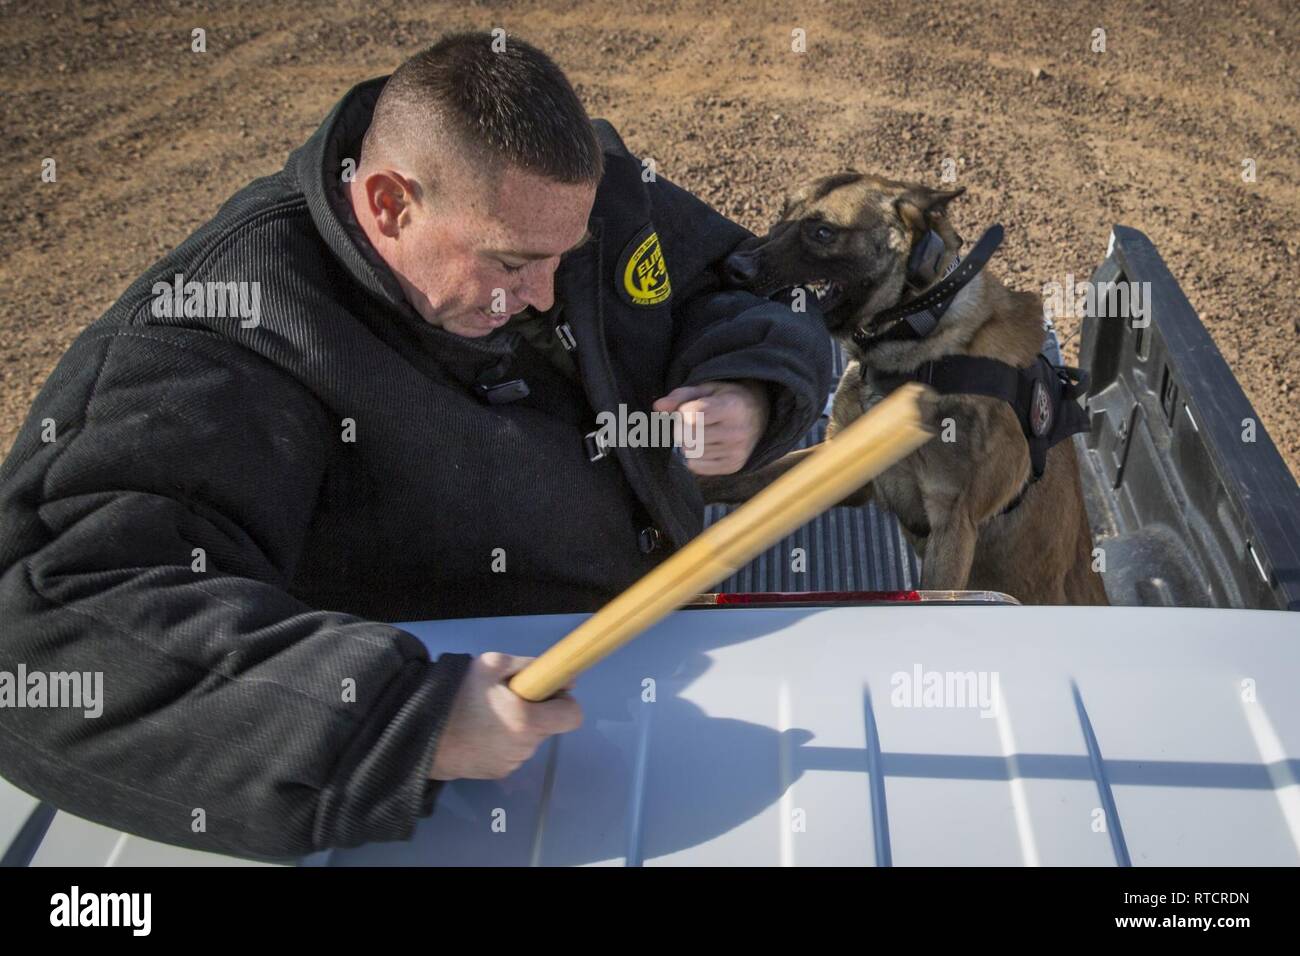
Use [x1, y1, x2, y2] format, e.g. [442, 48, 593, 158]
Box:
[723, 172, 966, 337]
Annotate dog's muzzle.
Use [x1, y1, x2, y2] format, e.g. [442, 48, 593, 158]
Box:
[722, 250, 847, 312]
[723, 249, 761, 287]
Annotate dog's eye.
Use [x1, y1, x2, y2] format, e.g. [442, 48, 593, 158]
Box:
[811, 224, 836, 244]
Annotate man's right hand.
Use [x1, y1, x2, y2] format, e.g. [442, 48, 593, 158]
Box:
[429, 652, 583, 780]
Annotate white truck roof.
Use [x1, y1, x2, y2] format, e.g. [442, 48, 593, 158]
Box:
[6, 604, 1298, 866]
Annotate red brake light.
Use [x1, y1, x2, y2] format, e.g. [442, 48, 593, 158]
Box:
[707, 590, 921, 605]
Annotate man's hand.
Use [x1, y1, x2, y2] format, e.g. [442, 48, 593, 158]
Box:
[429, 652, 582, 781]
[653, 380, 770, 476]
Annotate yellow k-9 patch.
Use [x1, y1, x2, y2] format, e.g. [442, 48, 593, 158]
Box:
[617, 224, 672, 307]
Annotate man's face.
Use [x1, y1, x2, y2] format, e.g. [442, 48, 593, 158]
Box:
[387, 164, 597, 338]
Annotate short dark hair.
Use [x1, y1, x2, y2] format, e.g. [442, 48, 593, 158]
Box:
[362, 32, 604, 189]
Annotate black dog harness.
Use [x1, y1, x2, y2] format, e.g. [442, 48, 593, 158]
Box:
[851, 222, 1092, 510]
[872, 354, 1091, 482]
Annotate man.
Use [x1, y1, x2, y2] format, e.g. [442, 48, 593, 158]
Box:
[0, 33, 831, 861]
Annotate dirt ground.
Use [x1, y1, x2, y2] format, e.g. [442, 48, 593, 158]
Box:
[2, 0, 1297, 475]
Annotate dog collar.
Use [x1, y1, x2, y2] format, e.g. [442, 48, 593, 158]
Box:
[852, 224, 1005, 350]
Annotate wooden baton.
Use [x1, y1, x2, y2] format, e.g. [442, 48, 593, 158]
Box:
[508, 382, 937, 701]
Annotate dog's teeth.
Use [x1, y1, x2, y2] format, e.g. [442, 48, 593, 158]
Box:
[806, 280, 841, 304]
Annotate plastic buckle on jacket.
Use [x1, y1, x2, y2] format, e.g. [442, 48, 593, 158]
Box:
[585, 430, 612, 462]
[555, 322, 578, 352]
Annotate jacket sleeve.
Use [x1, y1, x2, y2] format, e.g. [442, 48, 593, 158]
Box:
[647, 170, 833, 471]
[0, 327, 471, 862]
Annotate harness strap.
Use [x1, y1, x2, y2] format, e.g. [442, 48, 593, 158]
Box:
[871, 353, 1092, 483]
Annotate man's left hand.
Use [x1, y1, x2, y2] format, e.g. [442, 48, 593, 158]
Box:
[652, 380, 770, 476]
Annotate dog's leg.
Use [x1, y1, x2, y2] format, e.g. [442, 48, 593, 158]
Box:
[697, 444, 874, 507]
[918, 513, 978, 590]
[910, 397, 1035, 593]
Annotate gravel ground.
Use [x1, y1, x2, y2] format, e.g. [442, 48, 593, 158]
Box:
[2, 0, 1296, 473]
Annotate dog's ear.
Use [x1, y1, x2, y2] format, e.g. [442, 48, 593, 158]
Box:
[893, 185, 966, 236]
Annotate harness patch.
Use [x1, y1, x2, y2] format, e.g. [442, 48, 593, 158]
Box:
[617, 224, 672, 307]
[1029, 379, 1053, 437]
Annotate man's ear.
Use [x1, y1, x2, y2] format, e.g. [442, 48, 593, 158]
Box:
[893, 184, 966, 237]
[358, 169, 419, 238]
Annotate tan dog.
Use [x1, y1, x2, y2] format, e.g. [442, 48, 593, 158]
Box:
[702, 174, 1108, 605]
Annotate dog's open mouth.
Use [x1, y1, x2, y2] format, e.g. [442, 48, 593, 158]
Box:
[803, 278, 845, 312]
